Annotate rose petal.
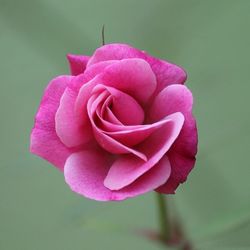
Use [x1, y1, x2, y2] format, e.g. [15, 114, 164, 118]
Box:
[30, 76, 75, 170]
[55, 87, 88, 147]
[75, 58, 156, 127]
[119, 155, 171, 200]
[64, 150, 171, 201]
[104, 112, 184, 190]
[97, 58, 157, 104]
[87, 92, 147, 161]
[74, 76, 97, 131]
[150, 84, 198, 193]
[145, 56, 187, 95]
[54, 74, 96, 148]
[93, 84, 144, 125]
[71, 60, 117, 93]
[87, 44, 145, 66]
[97, 95, 123, 125]
[103, 107, 123, 125]
[103, 118, 178, 147]
[84, 60, 118, 79]
[150, 84, 197, 156]
[95, 111, 124, 132]
[88, 43, 186, 95]
[67, 54, 90, 76]
[73, 75, 101, 132]
[55, 62, 117, 148]
[156, 152, 195, 194]
[95, 108, 184, 147]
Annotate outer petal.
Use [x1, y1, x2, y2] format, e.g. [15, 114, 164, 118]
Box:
[64, 150, 171, 201]
[150, 84, 198, 193]
[88, 43, 186, 95]
[30, 76, 75, 170]
[146, 56, 187, 96]
[104, 112, 184, 190]
[67, 54, 90, 76]
[156, 152, 196, 194]
[87, 44, 145, 66]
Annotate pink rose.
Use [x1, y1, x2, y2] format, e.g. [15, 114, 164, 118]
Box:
[30, 43, 198, 201]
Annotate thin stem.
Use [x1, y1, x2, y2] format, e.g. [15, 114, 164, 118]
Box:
[156, 193, 170, 242]
[101, 24, 105, 45]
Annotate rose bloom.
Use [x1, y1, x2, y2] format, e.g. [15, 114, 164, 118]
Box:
[30, 43, 198, 201]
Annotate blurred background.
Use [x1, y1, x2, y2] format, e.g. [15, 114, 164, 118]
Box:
[0, 0, 250, 249]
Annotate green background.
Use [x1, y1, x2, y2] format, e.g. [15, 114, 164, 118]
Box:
[1, 0, 250, 249]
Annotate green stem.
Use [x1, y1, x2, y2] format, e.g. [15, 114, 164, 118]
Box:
[156, 193, 170, 242]
[101, 25, 105, 45]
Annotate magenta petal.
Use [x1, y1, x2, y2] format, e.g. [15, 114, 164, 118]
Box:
[150, 84, 198, 193]
[64, 150, 171, 201]
[31, 129, 76, 171]
[55, 87, 87, 147]
[102, 115, 181, 147]
[88, 43, 186, 95]
[72, 61, 123, 123]
[92, 129, 147, 161]
[145, 56, 187, 95]
[98, 58, 157, 104]
[156, 152, 195, 194]
[87, 93, 147, 161]
[104, 107, 123, 125]
[60, 74, 101, 146]
[108, 88, 144, 125]
[70, 61, 118, 93]
[150, 84, 197, 156]
[55, 73, 101, 147]
[119, 155, 171, 199]
[74, 75, 100, 127]
[64, 150, 112, 201]
[98, 95, 119, 123]
[87, 44, 145, 66]
[67, 54, 90, 76]
[30, 76, 75, 170]
[84, 60, 118, 79]
[93, 84, 144, 125]
[95, 112, 124, 132]
[104, 112, 184, 190]
[75, 58, 156, 120]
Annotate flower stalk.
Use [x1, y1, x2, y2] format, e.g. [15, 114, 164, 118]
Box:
[155, 193, 193, 250]
[101, 25, 105, 45]
[156, 193, 171, 243]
